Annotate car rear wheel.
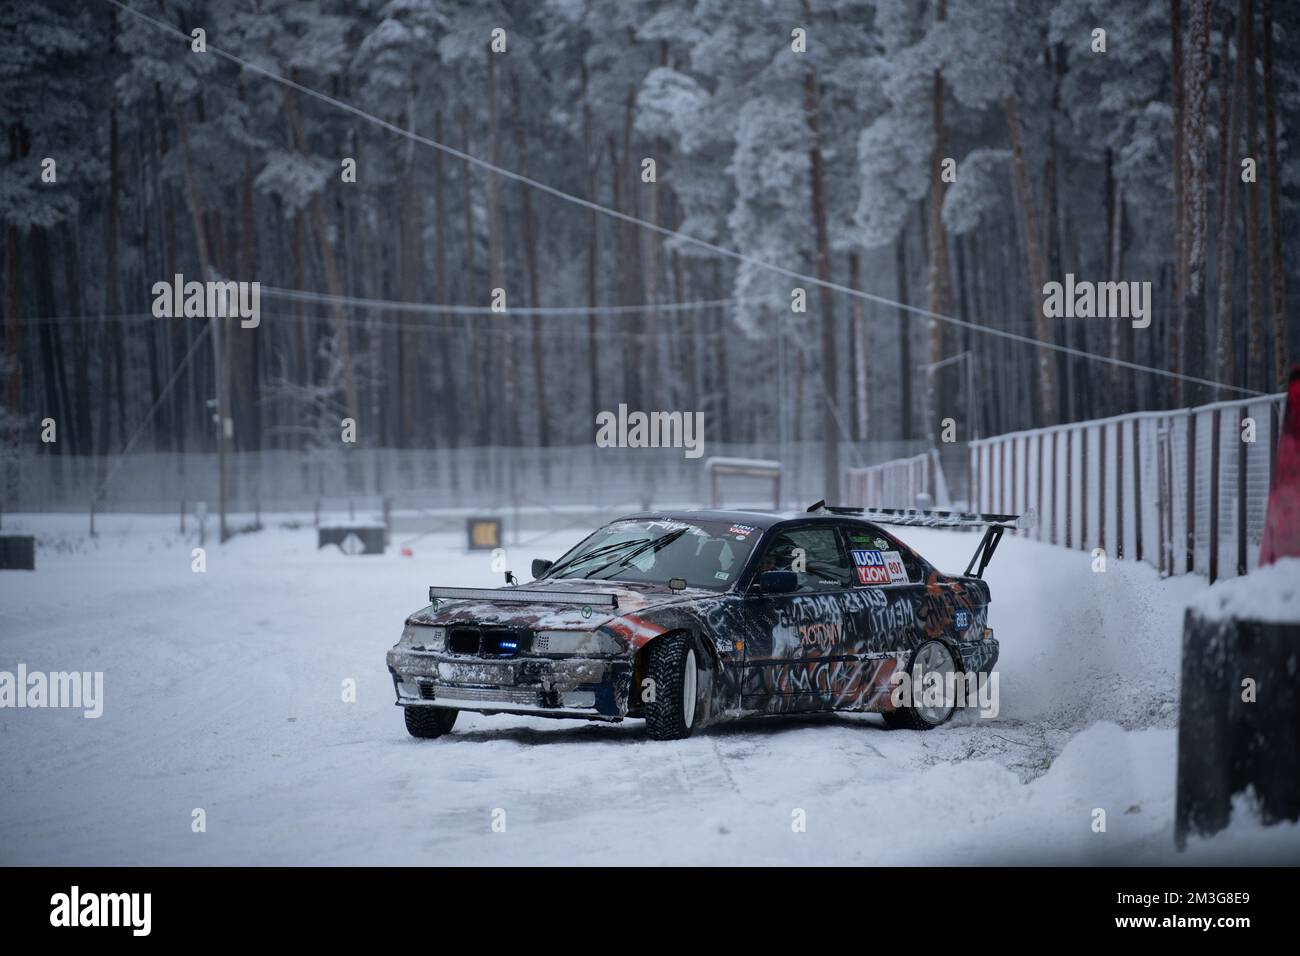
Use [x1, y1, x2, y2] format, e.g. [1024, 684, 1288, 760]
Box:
[882, 640, 958, 731]
[404, 706, 458, 739]
[644, 633, 699, 741]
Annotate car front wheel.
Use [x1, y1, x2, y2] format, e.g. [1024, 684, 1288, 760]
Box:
[644, 633, 700, 740]
[404, 706, 458, 739]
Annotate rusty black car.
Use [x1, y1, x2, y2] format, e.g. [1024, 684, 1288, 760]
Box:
[386, 502, 1031, 740]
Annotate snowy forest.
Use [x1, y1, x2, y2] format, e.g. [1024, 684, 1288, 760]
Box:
[2, 0, 1298, 506]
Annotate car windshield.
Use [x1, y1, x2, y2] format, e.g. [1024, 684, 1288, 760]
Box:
[545, 518, 760, 590]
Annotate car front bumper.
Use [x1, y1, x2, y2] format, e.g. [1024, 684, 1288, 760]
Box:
[386, 646, 632, 721]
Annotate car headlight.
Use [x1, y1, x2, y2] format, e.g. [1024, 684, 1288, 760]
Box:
[400, 624, 446, 650]
[533, 630, 622, 656]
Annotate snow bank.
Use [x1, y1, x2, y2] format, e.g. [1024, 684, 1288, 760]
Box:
[1186, 557, 1300, 623]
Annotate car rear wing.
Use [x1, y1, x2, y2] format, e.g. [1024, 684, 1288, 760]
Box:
[806, 501, 1036, 579]
[428, 585, 619, 608]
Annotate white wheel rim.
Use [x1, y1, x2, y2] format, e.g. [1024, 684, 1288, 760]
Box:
[682, 648, 697, 728]
[913, 642, 956, 726]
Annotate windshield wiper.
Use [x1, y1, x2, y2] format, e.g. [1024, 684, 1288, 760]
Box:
[583, 529, 687, 580]
[545, 538, 651, 578]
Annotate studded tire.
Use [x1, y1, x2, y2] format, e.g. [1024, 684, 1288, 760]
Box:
[404, 706, 458, 739]
[644, 633, 700, 741]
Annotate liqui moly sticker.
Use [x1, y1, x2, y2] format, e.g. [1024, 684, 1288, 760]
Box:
[852, 549, 889, 584]
[853, 549, 908, 585]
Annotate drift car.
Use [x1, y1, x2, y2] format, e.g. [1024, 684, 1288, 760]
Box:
[386, 502, 1031, 740]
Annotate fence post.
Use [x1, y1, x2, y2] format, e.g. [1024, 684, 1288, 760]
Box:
[1132, 419, 1143, 564]
[1081, 427, 1089, 551]
[1237, 409, 1248, 577]
[1065, 429, 1073, 549]
[180, 498, 186, 535]
[1157, 420, 1169, 575]
[1019, 437, 1029, 535]
[1270, 399, 1280, 486]
[1010, 438, 1018, 530]
[977, 442, 987, 512]
[1209, 408, 1221, 584]
[1099, 423, 1107, 555]
[1000, 440, 1008, 518]
[1187, 412, 1197, 574]
[1167, 417, 1177, 574]
[1051, 430, 1059, 545]
[967, 443, 974, 512]
[1036, 432, 1044, 541]
[1115, 420, 1124, 559]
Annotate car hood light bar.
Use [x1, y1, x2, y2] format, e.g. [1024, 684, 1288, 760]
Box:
[429, 586, 619, 608]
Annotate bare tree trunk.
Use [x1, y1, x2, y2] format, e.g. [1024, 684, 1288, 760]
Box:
[511, 72, 548, 449]
[896, 230, 912, 441]
[283, 88, 359, 439]
[1242, 0, 1264, 392]
[1104, 148, 1119, 408]
[434, 111, 456, 452]
[581, 63, 601, 417]
[1182, 0, 1212, 395]
[485, 47, 511, 448]
[1261, 0, 1287, 387]
[1005, 94, 1058, 423]
[926, 0, 955, 437]
[1213, 5, 1245, 388]
[801, 0, 840, 501]
[4, 223, 20, 417]
[398, 95, 422, 449]
[1170, 0, 1187, 406]
[460, 109, 486, 446]
[849, 250, 868, 441]
[176, 102, 231, 538]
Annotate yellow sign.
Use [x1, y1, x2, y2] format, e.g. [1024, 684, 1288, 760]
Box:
[467, 518, 501, 551]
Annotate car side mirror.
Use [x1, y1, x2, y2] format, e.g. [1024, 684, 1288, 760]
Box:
[531, 558, 553, 580]
[757, 570, 798, 595]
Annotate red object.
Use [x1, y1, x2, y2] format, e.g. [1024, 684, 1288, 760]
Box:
[401, 547, 414, 558]
[1260, 366, 1300, 565]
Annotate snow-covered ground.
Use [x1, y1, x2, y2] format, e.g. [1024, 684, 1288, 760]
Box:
[1, 512, 1296, 865]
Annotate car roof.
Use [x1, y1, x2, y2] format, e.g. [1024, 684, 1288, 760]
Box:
[620, 509, 858, 531]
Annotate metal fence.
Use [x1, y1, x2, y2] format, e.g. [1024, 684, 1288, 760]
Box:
[845, 449, 947, 511]
[2, 438, 928, 520]
[885, 394, 1285, 583]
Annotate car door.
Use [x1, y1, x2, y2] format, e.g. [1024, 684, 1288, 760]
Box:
[740, 523, 855, 714]
[825, 523, 931, 711]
